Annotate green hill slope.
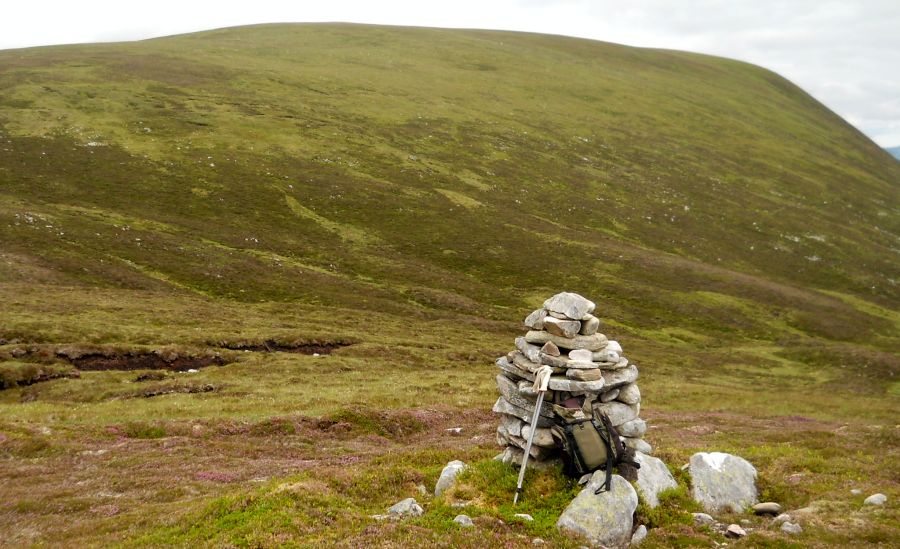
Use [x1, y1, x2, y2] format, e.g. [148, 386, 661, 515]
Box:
[1, 23, 898, 347]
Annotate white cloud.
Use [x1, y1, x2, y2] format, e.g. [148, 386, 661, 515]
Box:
[2, 1, 898, 147]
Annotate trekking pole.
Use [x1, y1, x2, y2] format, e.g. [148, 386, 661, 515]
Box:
[513, 365, 553, 505]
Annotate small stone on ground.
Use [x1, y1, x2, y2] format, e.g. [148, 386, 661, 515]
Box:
[387, 497, 423, 517]
[725, 524, 747, 538]
[435, 460, 467, 497]
[631, 524, 648, 545]
[453, 514, 474, 528]
[781, 522, 802, 535]
[752, 502, 782, 515]
[863, 493, 887, 506]
[772, 513, 792, 526]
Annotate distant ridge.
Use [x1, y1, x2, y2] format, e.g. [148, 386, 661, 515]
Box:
[886, 146, 900, 160]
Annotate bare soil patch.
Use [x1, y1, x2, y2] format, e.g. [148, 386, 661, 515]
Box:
[215, 339, 353, 354]
[69, 352, 227, 372]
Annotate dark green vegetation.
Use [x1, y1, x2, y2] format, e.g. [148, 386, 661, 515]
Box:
[0, 23, 897, 547]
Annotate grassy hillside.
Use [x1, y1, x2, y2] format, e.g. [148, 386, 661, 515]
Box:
[0, 24, 897, 547]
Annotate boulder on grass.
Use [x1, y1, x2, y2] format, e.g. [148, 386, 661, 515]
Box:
[557, 473, 637, 548]
[435, 460, 467, 497]
[634, 452, 678, 508]
[689, 452, 758, 513]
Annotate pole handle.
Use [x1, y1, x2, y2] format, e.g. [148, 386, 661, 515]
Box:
[533, 365, 552, 392]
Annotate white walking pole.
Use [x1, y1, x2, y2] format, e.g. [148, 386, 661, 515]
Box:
[513, 365, 553, 505]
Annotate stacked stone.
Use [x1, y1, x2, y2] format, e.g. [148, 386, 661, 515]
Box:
[493, 292, 650, 468]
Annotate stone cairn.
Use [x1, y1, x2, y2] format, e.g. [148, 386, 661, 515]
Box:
[494, 292, 650, 468]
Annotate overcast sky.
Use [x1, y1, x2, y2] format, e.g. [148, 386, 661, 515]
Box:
[2, 1, 898, 148]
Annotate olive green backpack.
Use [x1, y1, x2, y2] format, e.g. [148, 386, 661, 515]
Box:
[551, 404, 639, 493]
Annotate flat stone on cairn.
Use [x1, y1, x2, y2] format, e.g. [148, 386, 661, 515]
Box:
[493, 292, 653, 470]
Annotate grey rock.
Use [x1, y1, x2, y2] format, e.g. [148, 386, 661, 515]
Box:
[580, 314, 601, 336]
[521, 424, 557, 449]
[517, 379, 541, 397]
[606, 340, 623, 353]
[567, 360, 599, 370]
[370, 513, 396, 521]
[531, 538, 545, 545]
[540, 341, 561, 357]
[511, 351, 545, 374]
[617, 383, 641, 405]
[416, 484, 428, 495]
[543, 292, 596, 320]
[781, 522, 802, 535]
[545, 316, 582, 338]
[618, 418, 647, 438]
[597, 357, 630, 371]
[624, 437, 652, 455]
[725, 524, 746, 538]
[850, 488, 862, 495]
[498, 413, 525, 438]
[568, 349, 594, 362]
[514, 513, 534, 521]
[453, 514, 474, 528]
[496, 374, 528, 403]
[600, 388, 620, 403]
[689, 452, 758, 514]
[496, 375, 555, 414]
[593, 400, 640, 426]
[549, 376, 605, 392]
[435, 460, 467, 497]
[525, 308, 548, 330]
[492, 396, 554, 428]
[496, 356, 533, 379]
[601, 365, 639, 390]
[515, 337, 543, 363]
[557, 474, 637, 549]
[566, 368, 603, 381]
[631, 524, 648, 545]
[388, 497, 424, 517]
[497, 430, 556, 459]
[515, 338, 569, 368]
[772, 513, 792, 526]
[591, 349, 620, 363]
[525, 330, 608, 351]
[634, 452, 678, 508]
[864, 493, 887, 506]
[692, 512, 715, 526]
[752, 502, 782, 515]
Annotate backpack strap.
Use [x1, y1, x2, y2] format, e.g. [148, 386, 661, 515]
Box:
[594, 444, 613, 494]
[592, 417, 614, 494]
